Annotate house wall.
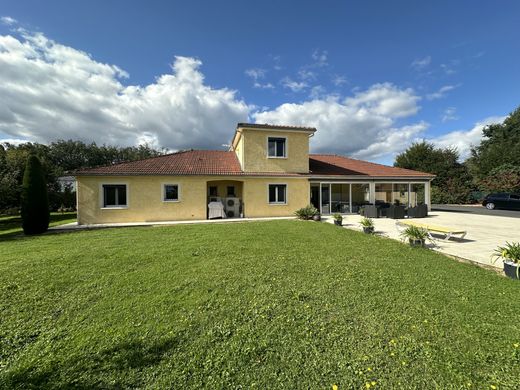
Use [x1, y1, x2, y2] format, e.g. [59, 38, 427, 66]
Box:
[234, 135, 245, 169]
[207, 180, 243, 199]
[239, 129, 310, 173]
[77, 175, 310, 224]
[242, 178, 310, 217]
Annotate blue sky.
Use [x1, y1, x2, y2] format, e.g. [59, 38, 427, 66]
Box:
[1, 0, 519, 163]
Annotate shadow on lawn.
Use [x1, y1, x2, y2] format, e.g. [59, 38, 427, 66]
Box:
[3, 336, 183, 389]
[0, 213, 77, 241]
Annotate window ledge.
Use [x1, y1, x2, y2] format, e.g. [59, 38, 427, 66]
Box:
[101, 206, 128, 210]
[162, 200, 180, 203]
[267, 156, 287, 159]
[268, 202, 288, 206]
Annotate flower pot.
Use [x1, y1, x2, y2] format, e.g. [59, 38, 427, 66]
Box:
[363, 226, 374, 234]
[312, 214, 321, 222]
[409, 238, 425, 247]
[334, 220, 342, 226]
[503, 261, 520, 279]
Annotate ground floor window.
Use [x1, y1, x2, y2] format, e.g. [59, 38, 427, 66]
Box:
[103, 184, 127, 207]
[268, 184, 287, 204]
[163, 184, 179, 202]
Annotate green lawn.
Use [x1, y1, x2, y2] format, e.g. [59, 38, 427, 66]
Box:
[0, 212, 77, 238]
[1, 220, 519, 389]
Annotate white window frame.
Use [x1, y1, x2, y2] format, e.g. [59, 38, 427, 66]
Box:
[99, 183, 129, 209]
[266, 136, 287, 159]
[267, 183, 288, 205]
[162, 183, 180, 202]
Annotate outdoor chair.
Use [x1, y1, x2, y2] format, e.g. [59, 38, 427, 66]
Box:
[363, 205, 379, 218]
[387, 205, 406, 219]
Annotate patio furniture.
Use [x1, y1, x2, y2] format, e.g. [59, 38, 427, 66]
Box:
[208, 201, 226, 219]
[363, 205, 380, 218]
[375, 202, 391, 217]
[396, 220, 467, 241]
[407, 204, 428, 218]
[387, 205, 406, 219]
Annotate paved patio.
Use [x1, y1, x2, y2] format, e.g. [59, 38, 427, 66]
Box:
[325, 211, 520, 269]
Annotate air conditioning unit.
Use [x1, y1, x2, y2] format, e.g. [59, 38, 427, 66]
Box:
[225, 197, 240, 218]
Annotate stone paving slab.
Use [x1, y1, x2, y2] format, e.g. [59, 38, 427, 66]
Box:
[326, 211, 520, 269]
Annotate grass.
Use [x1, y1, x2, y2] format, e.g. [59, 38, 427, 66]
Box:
[0, 212, 77, 238]
[1, 220, 519, 389]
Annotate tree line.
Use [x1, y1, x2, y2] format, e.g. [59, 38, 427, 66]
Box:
[394, 106, 520, 203]
[0, 140, 163, 213]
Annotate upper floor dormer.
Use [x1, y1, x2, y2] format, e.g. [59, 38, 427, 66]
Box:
[229, 123, 316, 173]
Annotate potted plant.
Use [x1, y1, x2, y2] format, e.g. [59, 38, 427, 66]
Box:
[399, 225, 429, 247]
[492, 242, 520, 279]
[333, 213, 343, 226]
[312, 213, 321, 222]
[359, 217, 374, 234]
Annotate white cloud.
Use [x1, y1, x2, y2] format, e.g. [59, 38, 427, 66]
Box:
[253, 83, 424, 161]
[0, 138, 29, 146]
[253, 82, 275, 89]
[411, 56, 431, 70]
[441, 107, 459, 122]
[426, 84, 459, 100]
[281, 77, 307, 92]
[332, 74, 348, 86]
[309, 85, 327, 99]
[0, 16, 17, 26]
[0, 31, 249, 150]
[298, 69, 316, 81]
[245, 68, 265, 80]
[354, 122, 428, 160]
[430, 116, 506, 160]
[311, 49, 328, 67]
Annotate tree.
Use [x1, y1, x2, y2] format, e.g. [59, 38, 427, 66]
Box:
[468, 106, 520, 179]
[21, 155, 50, 234]
[394, 141, 474, 203]
[478, 164, 520, 193]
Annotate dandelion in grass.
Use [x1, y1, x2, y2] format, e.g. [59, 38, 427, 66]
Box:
[332, 385, 338, 390]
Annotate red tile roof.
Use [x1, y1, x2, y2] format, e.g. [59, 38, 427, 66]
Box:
[74, 150, 433, 178]
[309, 154, 433, 178]
[75, 150, 242, 176]
[74, 150, 305, 177]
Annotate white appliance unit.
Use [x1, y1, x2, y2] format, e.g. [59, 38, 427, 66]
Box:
[224, 197, 240, 218]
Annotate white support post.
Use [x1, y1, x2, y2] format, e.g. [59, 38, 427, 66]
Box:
[369, 182, 376, 205]
[425, 180, 431, 210]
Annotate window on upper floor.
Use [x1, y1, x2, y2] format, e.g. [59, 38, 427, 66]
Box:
[268, 137, 286, 158]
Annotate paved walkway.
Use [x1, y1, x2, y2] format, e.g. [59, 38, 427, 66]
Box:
[49, 216, 295, 230]
[324, 211, 520, 269]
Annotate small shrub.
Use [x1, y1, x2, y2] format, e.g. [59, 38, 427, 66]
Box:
[360, 217, 374, 228]
[400, 225, 429, 242]
[294, 205, 319, 220]
[492, 242, 520, 264]
[333, 213, 343, 222]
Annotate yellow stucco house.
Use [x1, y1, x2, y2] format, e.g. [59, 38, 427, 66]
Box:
[75, 123, 434, 225]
